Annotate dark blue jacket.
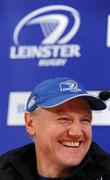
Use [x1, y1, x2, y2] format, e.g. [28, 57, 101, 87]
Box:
[0, 142, 110, 180]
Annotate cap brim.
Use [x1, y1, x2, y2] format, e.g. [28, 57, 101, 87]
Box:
[38, 94, 106, 110]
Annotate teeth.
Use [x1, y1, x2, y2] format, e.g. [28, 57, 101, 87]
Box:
[61, 141, 80, 147]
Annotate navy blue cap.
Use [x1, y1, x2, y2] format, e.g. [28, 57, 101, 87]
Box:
[26, 77, 106, 112]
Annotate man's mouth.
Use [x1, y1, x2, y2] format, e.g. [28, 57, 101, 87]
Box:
[60, 141, 81, 148]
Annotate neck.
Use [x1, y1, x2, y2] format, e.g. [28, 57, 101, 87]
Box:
[35, 149, 71, 178]
[37, 161, 71, 178]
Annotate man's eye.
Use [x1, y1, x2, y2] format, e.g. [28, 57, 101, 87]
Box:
[57, 118, 69, 124]
[81, 119, 91, 124]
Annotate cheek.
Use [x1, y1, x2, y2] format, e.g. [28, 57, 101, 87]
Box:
[84, 126, 92, 141]
[44, 125, 66, 148]
[34, 122, 60, 143]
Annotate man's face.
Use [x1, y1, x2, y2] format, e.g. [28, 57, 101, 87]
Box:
[27, 98, 92, 170]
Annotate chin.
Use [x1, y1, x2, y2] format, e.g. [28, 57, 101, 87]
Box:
[58, 156, 83, 168]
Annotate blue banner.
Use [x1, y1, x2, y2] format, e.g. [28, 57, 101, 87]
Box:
[0, 0, 110, 154]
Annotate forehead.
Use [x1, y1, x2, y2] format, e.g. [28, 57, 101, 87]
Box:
[32, 98, 92, 119]
[46, 97, 91, 113]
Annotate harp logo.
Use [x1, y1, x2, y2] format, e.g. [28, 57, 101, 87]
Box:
[60, 80, 82, 92]
[10, 5, 81, 66]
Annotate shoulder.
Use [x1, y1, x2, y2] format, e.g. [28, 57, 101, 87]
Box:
[0, 143, 34, 166]
[91, 142, 110, 163]
[90, 142, 110, 175]
[0, 143, 36, 180]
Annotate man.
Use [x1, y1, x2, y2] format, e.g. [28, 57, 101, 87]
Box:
[0, 77, 110, 180]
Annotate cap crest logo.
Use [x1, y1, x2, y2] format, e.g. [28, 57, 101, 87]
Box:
[59, 80, 82, 92]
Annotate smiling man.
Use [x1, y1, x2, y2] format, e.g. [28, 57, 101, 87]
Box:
[26, 98, 92, 178]
[0, 77, 110, 180]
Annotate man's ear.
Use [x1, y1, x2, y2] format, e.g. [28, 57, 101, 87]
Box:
[24, 112, 36, 136]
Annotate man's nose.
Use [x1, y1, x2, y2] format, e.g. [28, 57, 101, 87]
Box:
[68, 123, 83, 138]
